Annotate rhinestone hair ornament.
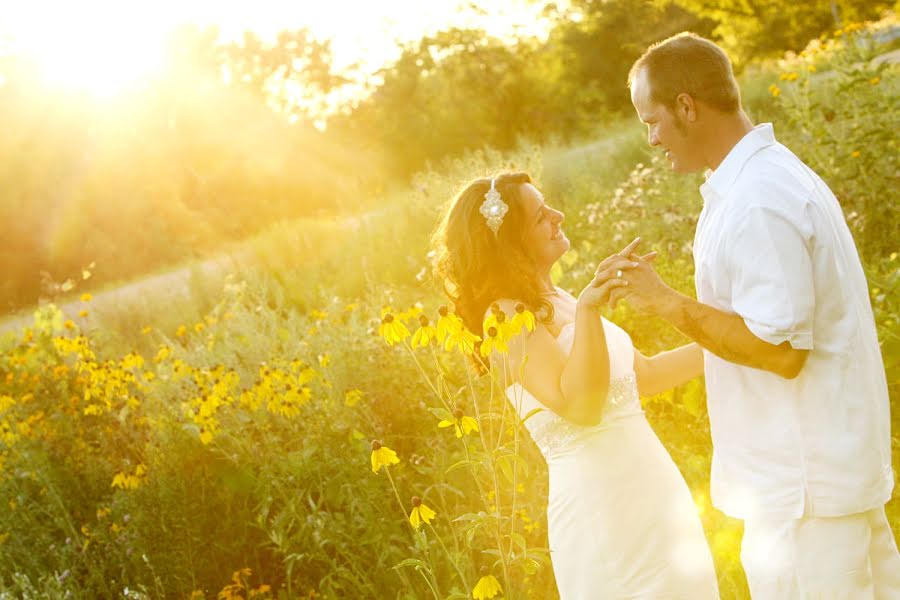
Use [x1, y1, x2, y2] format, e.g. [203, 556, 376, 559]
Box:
[479, 178, 509, 236]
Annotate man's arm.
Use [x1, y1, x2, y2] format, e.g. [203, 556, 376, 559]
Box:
[644, 281, 808, 379]
[614, 261, 808, 379]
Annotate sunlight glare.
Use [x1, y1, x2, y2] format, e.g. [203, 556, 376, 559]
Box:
[5, 2, 169, 97]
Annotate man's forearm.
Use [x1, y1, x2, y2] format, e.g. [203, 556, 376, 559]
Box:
[654, 289, 806, 378]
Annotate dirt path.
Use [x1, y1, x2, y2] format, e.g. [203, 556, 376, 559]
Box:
[0, 211, 380, 337]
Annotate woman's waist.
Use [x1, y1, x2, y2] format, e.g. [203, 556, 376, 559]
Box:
[529, 408, 646, 461]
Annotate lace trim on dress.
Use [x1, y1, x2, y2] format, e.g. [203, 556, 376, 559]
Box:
[525, 373, 641, 458]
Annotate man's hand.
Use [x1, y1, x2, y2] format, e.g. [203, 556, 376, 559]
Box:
[607, 249, 671, 311]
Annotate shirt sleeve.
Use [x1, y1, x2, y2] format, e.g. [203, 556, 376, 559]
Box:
[727, 203, 815, 350]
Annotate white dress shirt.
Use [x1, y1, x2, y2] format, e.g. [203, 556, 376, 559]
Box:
[694, 123, 893, 520]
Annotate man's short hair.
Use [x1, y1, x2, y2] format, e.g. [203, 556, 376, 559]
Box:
[629, 32, 741, 113]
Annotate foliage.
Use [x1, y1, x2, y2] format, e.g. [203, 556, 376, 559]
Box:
[0, 14, 898, 600]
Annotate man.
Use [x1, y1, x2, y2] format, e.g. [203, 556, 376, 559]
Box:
[617, 32, 900, 598]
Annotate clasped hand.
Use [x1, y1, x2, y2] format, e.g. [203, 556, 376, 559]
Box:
[581, 238, 668, 311]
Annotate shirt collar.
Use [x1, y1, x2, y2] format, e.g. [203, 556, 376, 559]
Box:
[700, 122, 776, 202]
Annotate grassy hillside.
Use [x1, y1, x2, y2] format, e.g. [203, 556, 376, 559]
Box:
[0, 18, 897, 599]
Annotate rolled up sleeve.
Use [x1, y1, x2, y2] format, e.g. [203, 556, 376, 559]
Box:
[727, 204, 815, 350]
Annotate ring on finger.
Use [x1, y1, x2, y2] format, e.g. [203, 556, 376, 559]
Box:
[616, 269, 623, 278]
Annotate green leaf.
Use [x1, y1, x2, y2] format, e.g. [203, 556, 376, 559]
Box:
[392, 558, 428, 571]
[445, 459, 474, 475]
[428, 407, 453, 421]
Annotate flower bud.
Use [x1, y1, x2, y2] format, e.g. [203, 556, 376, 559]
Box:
[371, 440, 382, 451]
[480, 566, 489, 576]
[515, 302, 525, 313]
[382, 314, 394, 324]
[419, 315, 429, 327]
[496, 312, 506, 324]
[453, 407, 464, 420]
[438, 305, 449, 316]
[490, 302, 500, 314]
[487, 326, 498, 338]
[411, 496, 422, 507]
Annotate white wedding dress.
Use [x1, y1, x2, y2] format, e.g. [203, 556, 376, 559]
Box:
[506, 317, 720, 599]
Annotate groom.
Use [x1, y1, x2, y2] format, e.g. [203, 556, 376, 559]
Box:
[615, 33, 900, 597]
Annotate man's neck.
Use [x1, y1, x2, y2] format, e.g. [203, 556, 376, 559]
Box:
[702, 110, 755, 171]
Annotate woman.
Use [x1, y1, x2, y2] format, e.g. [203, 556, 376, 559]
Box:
[432, 172, 719, 599]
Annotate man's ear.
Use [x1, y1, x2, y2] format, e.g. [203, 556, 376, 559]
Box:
[675, 92, 697, 123]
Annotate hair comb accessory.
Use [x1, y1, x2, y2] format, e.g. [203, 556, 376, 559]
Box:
[479, 178, 508, 236]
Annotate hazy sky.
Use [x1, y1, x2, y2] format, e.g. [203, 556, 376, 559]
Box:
[1, 0, 559, 73]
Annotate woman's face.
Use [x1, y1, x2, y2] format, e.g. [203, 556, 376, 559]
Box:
[517, 183, 569, 269]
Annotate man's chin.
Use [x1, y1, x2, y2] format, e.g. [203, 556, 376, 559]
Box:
[670, 158, 704, 174]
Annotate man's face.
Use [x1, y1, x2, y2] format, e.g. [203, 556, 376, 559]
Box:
[630, 69, 706, 173]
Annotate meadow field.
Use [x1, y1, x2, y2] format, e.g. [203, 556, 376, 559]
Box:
[1, 13, 898, 600]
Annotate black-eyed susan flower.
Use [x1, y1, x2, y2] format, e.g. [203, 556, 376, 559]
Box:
[482, 303, 503, 332]
[154, 345, 171, 364]
[439, 407, 479, 438]
[435, 305, 463, 343]
[409, 496, 436, 529]
[444, 324, 480, 354]
[80, 293, 92, 302]
[473, 567, 502, 599]
[344, 389, 364, 407]
[175, 325, 187, 337]
[411, 315, 438, 349]
[510, 302, 536, 335]
[379, 313, 410, 346]
[479, 327, 508, 357]
[370, 439, 400, 473]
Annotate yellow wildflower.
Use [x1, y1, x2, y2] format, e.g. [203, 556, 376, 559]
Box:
[768, 84, 781, 97]
[370, 439, 400, 473]
[435, 305, 464, 342]
[480, 327, 508, 357]
[311, 309, 328, 321]
[344, 389, 364, 407]
[411, 315, 438, 349]
[176, 325, 187, 337]
[444, 325, 480, 354]
[851, 150, 861, 158]
[194, 322, 205, 333]
[807, 64, 817, 73]
[870, 76, 880, 85]
[409, 496, 437, 529]
[509, 302, 535, 336]
[439, 407, 479, 438]
[80, 293, 92, 302]
[399, 302, 424, 321]
[78, 309, 89, 318]
[63, 320, 75, 331]
[154, 345, 171, 363]
[378, 313, 410, 346]
[473, 569, 502, 599]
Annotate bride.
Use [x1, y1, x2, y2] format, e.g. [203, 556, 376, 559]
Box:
[431, 172, 720, 599]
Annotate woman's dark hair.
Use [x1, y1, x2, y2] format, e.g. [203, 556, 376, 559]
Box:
[431, 171, 554, 341]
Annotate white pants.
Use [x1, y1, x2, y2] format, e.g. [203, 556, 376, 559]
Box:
[741, 506, 900, 599]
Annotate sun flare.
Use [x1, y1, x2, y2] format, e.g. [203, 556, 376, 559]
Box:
[4, 3, 169, 97]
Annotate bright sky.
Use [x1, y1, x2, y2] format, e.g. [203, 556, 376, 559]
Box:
[0, 0, 558, 98]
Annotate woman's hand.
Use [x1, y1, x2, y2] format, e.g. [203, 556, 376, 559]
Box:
[576, 238, 644, 309]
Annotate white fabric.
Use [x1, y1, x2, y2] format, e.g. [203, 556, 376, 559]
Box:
[507, 317, 720, 599]
[741, 506, 900, 599]
[694, 123, 893, 520]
